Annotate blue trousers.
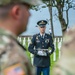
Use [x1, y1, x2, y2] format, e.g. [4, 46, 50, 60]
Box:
[36, 67, 50, 75]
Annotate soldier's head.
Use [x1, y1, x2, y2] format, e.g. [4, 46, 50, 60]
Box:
[0, 0, 42, 35]
[37, 20, 47, 34]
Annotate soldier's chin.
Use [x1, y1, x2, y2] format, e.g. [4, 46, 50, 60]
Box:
[42, 31, 45, 33]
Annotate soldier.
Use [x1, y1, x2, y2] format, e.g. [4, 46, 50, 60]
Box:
[28, 20, 55, 75]
[52, 26, 75, 75]
[0, 0, 43, 75]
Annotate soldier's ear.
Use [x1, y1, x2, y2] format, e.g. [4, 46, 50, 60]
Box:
[10, 5, 21, 20]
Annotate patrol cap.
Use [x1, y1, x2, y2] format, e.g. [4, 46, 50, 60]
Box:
[0, 0, 43, 6]
[37, 20, 47, 27]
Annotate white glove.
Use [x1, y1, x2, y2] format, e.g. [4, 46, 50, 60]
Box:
[37, 51, 47, 56]
[48, 50, 51, 53]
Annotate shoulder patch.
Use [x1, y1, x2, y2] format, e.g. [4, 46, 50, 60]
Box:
[3, 63, 26, 75]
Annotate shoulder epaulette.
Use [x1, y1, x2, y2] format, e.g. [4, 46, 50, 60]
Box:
[45, 33, 50, 36]
[34, 33, 39, 37]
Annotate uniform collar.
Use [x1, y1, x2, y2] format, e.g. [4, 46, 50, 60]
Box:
[0, 28, 17, 39]
[40, 33, 45, 37]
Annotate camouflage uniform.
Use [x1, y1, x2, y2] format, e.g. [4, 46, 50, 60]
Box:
[52, 26, 75, 75]
[0, 0, 43, 75]
[0, 28, 34, 75]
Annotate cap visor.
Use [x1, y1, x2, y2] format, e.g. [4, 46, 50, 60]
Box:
[40, 26, 45, 28]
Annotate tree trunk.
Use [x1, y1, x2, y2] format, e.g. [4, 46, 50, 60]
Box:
[56, 0, 67, 35]
[49, 0, 54, 37]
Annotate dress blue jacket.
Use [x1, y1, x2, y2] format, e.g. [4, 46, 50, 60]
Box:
[28, 33, 55, 67]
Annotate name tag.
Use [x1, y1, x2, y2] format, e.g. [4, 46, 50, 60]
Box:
[36, 40, 40, 43]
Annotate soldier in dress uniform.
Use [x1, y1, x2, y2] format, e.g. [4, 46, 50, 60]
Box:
[28, 20, 55, 75]
[0, 0, 42, 75]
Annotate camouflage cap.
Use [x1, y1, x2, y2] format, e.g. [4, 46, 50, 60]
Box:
[0, 0, 43, 6]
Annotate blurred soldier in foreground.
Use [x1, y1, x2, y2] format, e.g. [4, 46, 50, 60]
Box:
[0, 0, 42, 75]
[28, 20, 55, 75]
[53, 27, 75, 75]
